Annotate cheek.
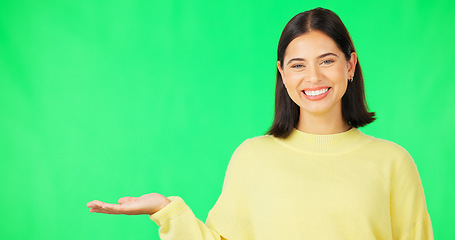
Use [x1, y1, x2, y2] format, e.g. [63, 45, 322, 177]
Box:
[283, 72, 303, 86]
[281, 72, 302, 103]
[331, 74, 349, 97]
[326, 66, 347, 83]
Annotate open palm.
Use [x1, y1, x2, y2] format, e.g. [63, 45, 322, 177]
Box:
[87, 193, 170, 215]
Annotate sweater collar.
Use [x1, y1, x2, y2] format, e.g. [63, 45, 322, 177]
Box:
[274, 128, 370, 153]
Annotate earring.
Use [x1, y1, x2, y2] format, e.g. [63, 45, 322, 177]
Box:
[348, 77, 354, 82]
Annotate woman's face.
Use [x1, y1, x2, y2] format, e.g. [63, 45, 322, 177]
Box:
[278, 30, 357, 118]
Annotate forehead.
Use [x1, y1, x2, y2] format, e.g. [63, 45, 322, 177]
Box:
[284, 31, 341, 59]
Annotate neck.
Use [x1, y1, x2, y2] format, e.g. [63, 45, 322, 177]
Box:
[297, 109, 351, 135]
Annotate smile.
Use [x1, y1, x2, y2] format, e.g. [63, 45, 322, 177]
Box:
[302, 87, 331, 101]
[303, 87, 330, 96]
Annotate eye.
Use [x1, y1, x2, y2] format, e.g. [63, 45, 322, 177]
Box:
[321, 59, 334, 65]
[291, 64, 305, 69]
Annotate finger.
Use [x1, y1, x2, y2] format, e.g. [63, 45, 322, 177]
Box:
[101, 203, 128, 213]
[118, 196, 137, 204]
[89, 203, 126, 214]
[89, 207, 123, 215]
[87, 200, 106, 208]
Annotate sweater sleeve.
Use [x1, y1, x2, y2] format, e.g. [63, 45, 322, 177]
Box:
[389, 150, 434, 240]
[149, 197, 224, 240]
[148, 139, 252, 240]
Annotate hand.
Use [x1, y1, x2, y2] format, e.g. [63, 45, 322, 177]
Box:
[87, 193, 171, 215]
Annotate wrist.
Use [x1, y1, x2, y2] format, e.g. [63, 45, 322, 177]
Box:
[149, 197, 188, 226]
[157, 197, 171, 212]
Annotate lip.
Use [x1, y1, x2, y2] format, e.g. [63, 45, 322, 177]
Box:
[302, 86, 330, 91]
[302, 87, 331, 101]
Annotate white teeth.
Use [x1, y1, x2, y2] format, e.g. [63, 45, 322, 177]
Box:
[304, 88, 329, 96]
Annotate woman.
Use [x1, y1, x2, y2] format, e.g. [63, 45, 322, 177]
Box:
[87, 8, 433, 239]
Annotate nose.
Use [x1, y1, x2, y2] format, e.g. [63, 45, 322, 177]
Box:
[306, 65, 322, 83]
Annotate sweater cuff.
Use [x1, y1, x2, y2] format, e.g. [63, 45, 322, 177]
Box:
[149, 196, 189, 226]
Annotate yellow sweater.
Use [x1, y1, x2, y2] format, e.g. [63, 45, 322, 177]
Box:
[150, 128, 433, 239]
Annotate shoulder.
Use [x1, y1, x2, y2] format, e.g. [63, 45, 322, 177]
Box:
[231, 134, 279, 156]
[368, 136, 407, 154]
[237, 135, 275, 148]
[360, 133, 416, 170]
[227, 135, 276, 165]
[353, 132, 421, 181]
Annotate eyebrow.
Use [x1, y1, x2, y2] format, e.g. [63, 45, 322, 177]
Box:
[286, 52, 339, 65]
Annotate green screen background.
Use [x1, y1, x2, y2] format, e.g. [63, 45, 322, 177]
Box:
[1, 0, 453, 239]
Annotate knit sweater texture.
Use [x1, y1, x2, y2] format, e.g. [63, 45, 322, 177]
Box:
[150, 128, 433, 239]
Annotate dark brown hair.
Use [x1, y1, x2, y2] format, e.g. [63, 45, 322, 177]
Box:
[267, 7, 375, 138]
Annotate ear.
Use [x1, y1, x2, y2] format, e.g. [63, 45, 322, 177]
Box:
[277, 61, 285, 83]
[347, 52, 358, 78]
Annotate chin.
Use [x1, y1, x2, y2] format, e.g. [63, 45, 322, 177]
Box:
[299, 102, 340, 116]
